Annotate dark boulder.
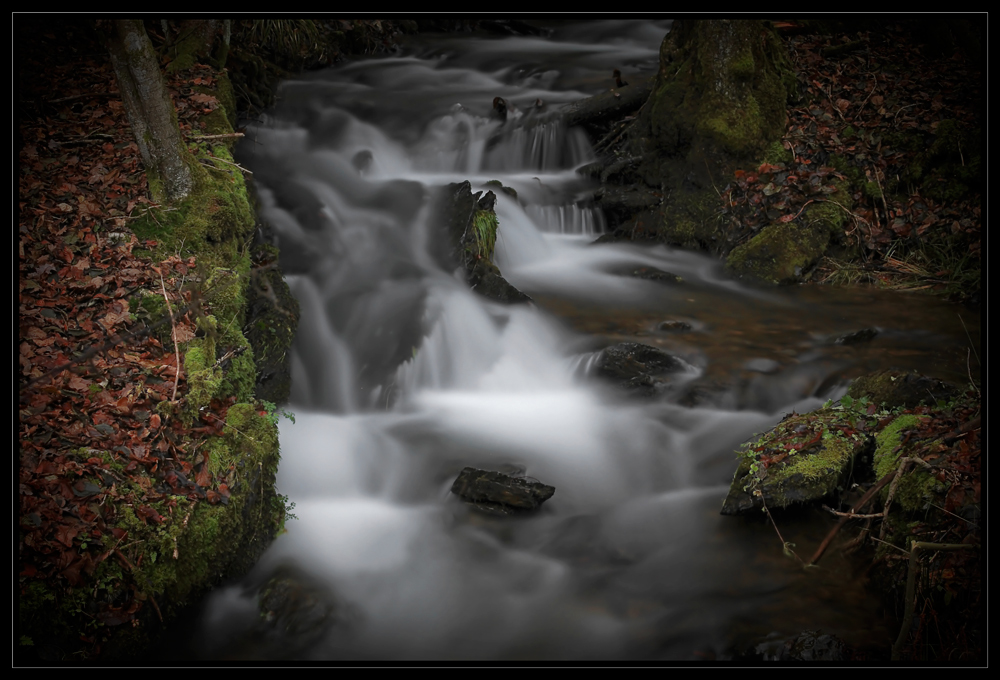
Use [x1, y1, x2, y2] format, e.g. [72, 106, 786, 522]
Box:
[834, 327, 879, 345]
[594, 342, 692, 396]
[430, 181, 532, 305]
[720, 407, 874, 516]
[846, 369, 958, 409]
[610, 264, 683, 285]
[451, 467, 555, 514]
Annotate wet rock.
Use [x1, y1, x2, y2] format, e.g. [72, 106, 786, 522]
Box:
[430, 181, 532, 305]
[611, 264, 684, 285]
[834, 327, 879, 345]
[595, 184, 662, 232]
[246, 246, 300, 404]
[594, 342, 691, 396]
[467, 259, 533, 304]
[451, 467, 555, 513]
[720, 407, 874, 515]
[739, 629, 849, 661]
[218, 565, 354, 660]
[847, 369, 959, 409]
[656, 320, 693, 333]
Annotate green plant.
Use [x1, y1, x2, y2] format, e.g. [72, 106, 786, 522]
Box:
[259, 400, 295, 426]
[276, 493, 297, 523]
[471, 210, 498, 262]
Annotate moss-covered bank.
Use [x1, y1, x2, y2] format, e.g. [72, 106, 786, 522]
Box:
[18, 44, 298, 662]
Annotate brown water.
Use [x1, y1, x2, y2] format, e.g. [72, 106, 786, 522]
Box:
[535, 281, 979, 401]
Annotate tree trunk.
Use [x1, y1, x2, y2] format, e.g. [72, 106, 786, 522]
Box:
[627, 19, 795, 252]
[106, 19, 193, 204]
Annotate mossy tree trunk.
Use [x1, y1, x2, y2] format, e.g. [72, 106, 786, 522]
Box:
[167, 19, 231, 72]
[105, 19, 193, 205]
[630, 19, 794, 252]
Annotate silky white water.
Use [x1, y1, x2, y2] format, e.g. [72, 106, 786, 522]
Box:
[180, 21, 978, 661]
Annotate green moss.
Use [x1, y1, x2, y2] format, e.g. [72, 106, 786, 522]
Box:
[20, 42, 296, 663]
[804, 181, 852, 239]
[863, 181, 883, 200]
[763, 139, 793, 165]
[663, 188, 725, 250]
[873, 414, 926, 480]
[244, 253, 300, 404]
[128, 142, 254, 274]
[470, 210, 498, 262]
[643, 21, 792, 162]
[182, 337, 221, 423]
[872, 414, 946, 515]
[723, 407, 871, 514]
[725, 220, 829, 284]
[700, 96, 766, 157]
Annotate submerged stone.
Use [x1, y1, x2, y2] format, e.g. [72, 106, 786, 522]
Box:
[741, 629, 849, 661]
[656, 320, 693, 333]
[834, 327, 879, 345]
[451, 467, 555, 513]
[611, 264, 684, 285]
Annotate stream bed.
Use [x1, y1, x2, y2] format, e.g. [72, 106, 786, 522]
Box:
[178, 21, 979, 661]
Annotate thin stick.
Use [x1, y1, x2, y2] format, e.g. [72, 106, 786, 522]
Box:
[893, 103, 918, 123]
[822, 505, 884, 519]
[47, 92, 116, 104]
[186, 132, 245, 141]
[159, 270, 182, 403]
[869, 535, 912, 556]
[926, 502, 979, 529]
[808, 470, 896, 566]
[957, 314, 980, 366]
[203, 154, 253, 175]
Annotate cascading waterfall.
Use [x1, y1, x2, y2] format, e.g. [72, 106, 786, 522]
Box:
[179, 21, 977, 661]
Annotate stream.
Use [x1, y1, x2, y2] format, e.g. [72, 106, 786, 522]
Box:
[181, 21, 980, 661]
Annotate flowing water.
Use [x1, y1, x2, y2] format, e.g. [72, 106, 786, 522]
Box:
[184, 21, 980, 661]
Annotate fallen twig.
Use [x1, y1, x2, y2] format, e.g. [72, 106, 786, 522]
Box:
[822, 505, 884, 519]
[202, 154, 253, 176]
[808, 469, 896, 566]
[880, 456, 934, 540]
[158, 269, 182, 403]
[186, 132, 245, 141]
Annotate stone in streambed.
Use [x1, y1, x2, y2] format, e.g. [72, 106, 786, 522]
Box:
[451, 467, 555, 514]
[594, 342, 692, 396]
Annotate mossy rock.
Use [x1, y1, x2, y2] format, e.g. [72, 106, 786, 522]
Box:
[847, 369, 958, 410]
[724, 220, 829, 285]
[721, 408, 873, 515]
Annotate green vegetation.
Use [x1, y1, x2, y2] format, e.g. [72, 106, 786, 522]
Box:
[471, 210, 498, 262]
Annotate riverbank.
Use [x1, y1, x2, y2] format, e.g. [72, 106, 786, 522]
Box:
[17, 19, 300, 661]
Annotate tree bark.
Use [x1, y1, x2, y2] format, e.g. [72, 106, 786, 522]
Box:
[106, 19, 193, 204]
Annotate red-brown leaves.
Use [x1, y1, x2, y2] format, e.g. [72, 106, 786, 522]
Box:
[721, 25, 981, 271]
[18, 41, 239, 628]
